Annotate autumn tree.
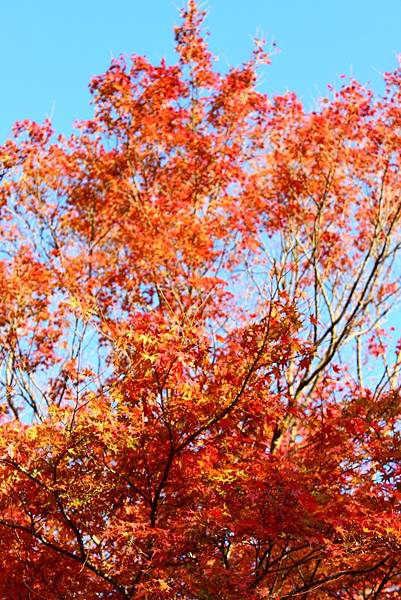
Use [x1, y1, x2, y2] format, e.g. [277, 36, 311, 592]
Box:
[2, 2, 401, 597]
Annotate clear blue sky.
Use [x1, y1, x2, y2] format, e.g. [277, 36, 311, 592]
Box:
[1, 0, 401, 141]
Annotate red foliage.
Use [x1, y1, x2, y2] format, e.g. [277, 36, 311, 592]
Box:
[1, 3, 401, 598]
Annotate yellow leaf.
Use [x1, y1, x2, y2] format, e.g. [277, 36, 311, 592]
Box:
[158, 579, 170, 591]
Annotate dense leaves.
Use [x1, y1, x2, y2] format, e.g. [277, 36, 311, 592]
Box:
[2, 2, 401, 597]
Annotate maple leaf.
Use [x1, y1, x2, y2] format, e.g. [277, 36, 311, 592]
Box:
[0, 2, 401, 599]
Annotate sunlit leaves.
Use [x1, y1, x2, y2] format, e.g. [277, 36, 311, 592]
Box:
[1, 1, 401, 598]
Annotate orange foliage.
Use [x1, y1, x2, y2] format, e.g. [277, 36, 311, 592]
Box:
[2, 3, 401, 598]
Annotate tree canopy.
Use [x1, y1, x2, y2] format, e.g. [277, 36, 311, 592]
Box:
[1, 2, 401, 597]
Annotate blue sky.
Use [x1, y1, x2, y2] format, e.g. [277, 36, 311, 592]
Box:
[1, 0, 401, 141]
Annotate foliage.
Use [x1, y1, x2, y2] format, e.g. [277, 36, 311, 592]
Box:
[2, 2, 401, 597]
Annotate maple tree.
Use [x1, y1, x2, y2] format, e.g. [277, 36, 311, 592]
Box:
[2, 2, 401, 597]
